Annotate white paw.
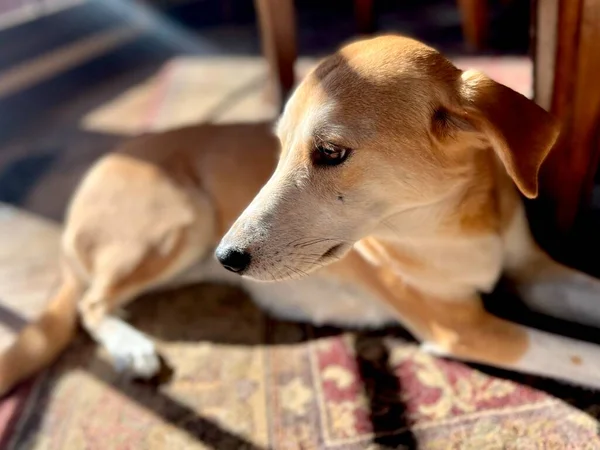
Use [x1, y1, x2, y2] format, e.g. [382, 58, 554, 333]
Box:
[108, 336, 160, 379]
[420, 341, 449, 357]
[95, 317, 161, 379]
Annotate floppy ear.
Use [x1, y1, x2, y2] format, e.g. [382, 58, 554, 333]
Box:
[457, 70, 561, 199]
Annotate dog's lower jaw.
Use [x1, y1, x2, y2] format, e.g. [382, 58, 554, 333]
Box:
[241, 269, 306, 283]
[243, 274, 398, 328]
[242, 259, 334, 283]
[321, 243, 345, 260]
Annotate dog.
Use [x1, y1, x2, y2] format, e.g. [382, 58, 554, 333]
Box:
[2, 35, 600, 396]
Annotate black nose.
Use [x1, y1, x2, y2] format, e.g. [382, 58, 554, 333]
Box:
[215, 247, 251, 273]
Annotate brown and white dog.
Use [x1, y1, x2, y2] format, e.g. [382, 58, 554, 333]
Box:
[2, 35, 600, 396]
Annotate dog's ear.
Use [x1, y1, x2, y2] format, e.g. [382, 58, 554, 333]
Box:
[447, 70, 561, 199]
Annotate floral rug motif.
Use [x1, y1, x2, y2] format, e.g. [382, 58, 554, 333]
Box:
[2, 284, 600, 449]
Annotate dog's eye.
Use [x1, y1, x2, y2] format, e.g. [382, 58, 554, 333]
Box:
[312, 144, 350, 166]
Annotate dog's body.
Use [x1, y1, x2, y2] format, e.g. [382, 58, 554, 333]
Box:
[3, 35, 600, 395]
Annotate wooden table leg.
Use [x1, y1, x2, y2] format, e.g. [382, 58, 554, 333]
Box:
[254, 0, 297, 112]
[534, 0, 600, 234]
[457, 0, 488, 49]
[355, 0, 375, 34]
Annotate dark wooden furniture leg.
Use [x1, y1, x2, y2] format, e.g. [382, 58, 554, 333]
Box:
[457, 0, 488, 49]
[534, 0, 600, 233]
[254, 0, 297, 112]
[355, 0, 375, 34]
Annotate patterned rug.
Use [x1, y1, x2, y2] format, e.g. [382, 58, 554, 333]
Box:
[2, 55, 600, 449]
[4, 284, 600, 449]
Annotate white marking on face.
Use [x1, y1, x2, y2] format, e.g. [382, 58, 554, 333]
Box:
[218, 90, 375, 280]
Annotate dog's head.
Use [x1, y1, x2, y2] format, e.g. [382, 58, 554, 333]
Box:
[216, 35, 560, 280]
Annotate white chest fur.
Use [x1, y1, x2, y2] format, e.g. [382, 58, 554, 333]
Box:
[176, 257, 397, 328]
[242, 275, 396, 328]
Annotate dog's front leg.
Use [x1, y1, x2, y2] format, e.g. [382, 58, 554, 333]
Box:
[371, 267, 600, 389]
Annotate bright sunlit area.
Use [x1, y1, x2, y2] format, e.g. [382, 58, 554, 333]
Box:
[1, 1, 599, 449]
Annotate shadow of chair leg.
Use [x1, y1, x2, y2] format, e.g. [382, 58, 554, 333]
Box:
[87, 357, 266, 450]
[0, 302, 28, 332]
[10, 344, 266, 450]
[354, 331, 418, 449]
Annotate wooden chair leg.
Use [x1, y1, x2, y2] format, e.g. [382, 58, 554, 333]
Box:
[534, 0, 600, 234]
[355, 0, 375, 34]
[457, 0, 488, 49]
[254, 0, 297, 112]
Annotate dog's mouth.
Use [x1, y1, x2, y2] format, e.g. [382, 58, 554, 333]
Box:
[320, 243, 345, 261]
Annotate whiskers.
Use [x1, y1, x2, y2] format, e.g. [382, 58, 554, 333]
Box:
[283, 264, 309, 279]
[286, 236, 352, 249]
[381, 219, 401, 238]
[270, 254, 326, 280]
[262, 236, 350, 281]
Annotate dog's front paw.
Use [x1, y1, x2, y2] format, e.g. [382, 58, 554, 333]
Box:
[96, 317, 162, 379]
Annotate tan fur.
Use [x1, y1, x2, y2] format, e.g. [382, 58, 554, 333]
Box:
[1, 35, 598, 395]
[342, 243, 529, 366]
[0, 122, 279, 395]
[0, 262, 82, 391]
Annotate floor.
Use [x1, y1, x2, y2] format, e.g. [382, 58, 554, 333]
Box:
[9, 2, 598, 449]
[3, 55, 600, 449]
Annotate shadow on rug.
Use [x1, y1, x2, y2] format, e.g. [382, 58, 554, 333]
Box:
[4, 283, 600, 449]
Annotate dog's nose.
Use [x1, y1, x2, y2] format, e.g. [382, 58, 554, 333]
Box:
[215, 247, 251, 273]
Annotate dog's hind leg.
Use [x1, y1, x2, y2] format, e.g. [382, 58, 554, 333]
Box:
[77, 196, 217, 379]
[79, 234, 208, 378]
[78, 278, 162, 379]
[510, 256, 600, 328]
[503, 206, 600, 328]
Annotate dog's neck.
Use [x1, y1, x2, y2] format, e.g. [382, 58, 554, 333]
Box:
[353, 153, 508, 298]
[371, 187, 468, 242]
[368, 147, 510, 245]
